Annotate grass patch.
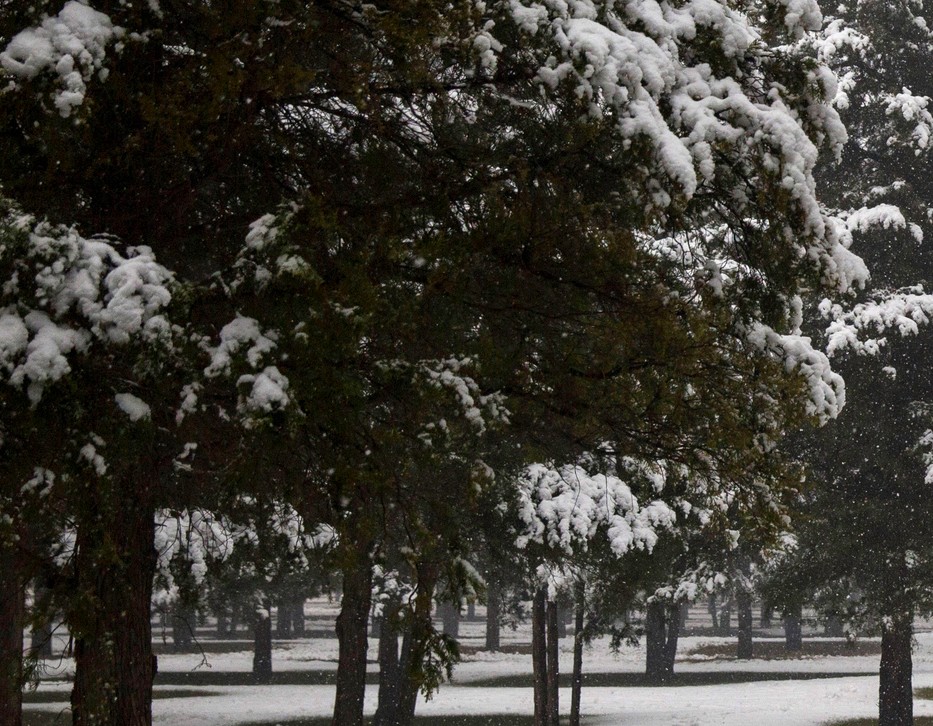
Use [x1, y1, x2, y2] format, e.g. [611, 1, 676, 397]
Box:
[826, 719, 933, 726]
[468, 671, 873, 688]
[916, 687, 933, 700]
[24, 712, 71, 726]
[685, 640, 880, 661]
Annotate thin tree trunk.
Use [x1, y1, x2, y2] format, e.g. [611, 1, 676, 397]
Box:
[0, 540, 25, 726]
[292, 598, 306, 637]
[824, 614, 844, 638]
[171, 606, 195, 652]
[439, 601, 460, 639]
[373, 606, 401, 726]
[467, 602, 476, 621]
[30, 576, 54, 659]
[333, 556, 374, 726]
[71, 488, 157, 726]
[707, 594, 717, 632]
[783, 607, 802, 652]
[663, 604, 680, 675]
[396, 563, 440, 726]
[570, 584, 585, 726]
[546, 600, 559, 726]
[252, 608, 272, 683]
[879, 615, 913, 726]
[679, 604, 689, 631]
[485, 583, 501, 651]
[276, 598, 292, 639]
[532, 587, 548, 726]
[737, 591, 753, 660]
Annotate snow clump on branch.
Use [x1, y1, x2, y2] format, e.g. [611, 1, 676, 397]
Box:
[0, 1, 124, 117]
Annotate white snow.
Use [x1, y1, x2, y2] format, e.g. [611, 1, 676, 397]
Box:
[115, 392, 152, 422]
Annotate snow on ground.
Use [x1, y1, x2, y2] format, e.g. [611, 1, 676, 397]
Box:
[25, 601, 933, 725]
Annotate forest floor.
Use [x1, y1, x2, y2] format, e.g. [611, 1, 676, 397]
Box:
[23, 599, 933, 725]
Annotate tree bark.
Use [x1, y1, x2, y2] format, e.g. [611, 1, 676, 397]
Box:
[824, 614, 844, 638]
[879, 615, 913, 726]
[737, 591, 753, 660]
[663, 604, 680, 675]
[532, 587, 548, 726]
[570, 584, 585, 726]
[171, 606, 195, 652]
[645, 600, 668, 683]
[439, 601, 460, 639]
[546, 600, 560, 726]
[276, 598, 292, 639]
[71, 489, 157, 726]
[292, 598, 306, 637]
[333, 557, 374, 726]
[0, 540, 25, 726]
[783, 607, 802, 652]
[485, 583, 501, 651]
[396, 562, 439, 726]
[252, 608, 273, 682]
[30, 576, 54, 659]
[373, 608, 401, 726]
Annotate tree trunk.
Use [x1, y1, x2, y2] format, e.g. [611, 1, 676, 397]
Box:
[396, 562, 440, 726]
[439, 601, 460, 639]
[707, 595, 717, 631]
[71, 490, 157, 726]
[760, 601, 772, 629]
[276, 598, 292, 639]
[252, 608, 272, 682]
[373, 608, 401, 726]
[663, 604, 681, 674]
[532, 587, 548, 726]
[783, 608, 802, 652]
[737, 591, 753, 660]
[879, 615, 913, 726]
[645, 600, 668, 683]
[171, 606, 195, 652]
[824, 614, 844, 638]
[30, 576, 54, 659]
[570, 584, 585, 726]
[485, 583, 501, 652]
[333, 557, 374, 726]
[467, 602, 476, 621]
[679, 604, 689, 631]
[292, 598, 306, 637]
[0, 540, 25, 726]
[215, 608, 229, 638]
[546, 600, 560, 726]
[718, 604, 732, 636]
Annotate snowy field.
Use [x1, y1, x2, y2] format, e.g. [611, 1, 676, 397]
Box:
[24, 599, 933, 726]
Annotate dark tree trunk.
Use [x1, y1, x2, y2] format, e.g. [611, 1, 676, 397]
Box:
[396, 563, 439, 726]
[570, 584, 585, 726]
[333, 558, 374, 726]
[718, 604, 732, 636]
[760, 601, 772, 629]
[485, 583, 501, 652]
[215, 608, 229, 638]
[252, 609, 272, 682]
[292, 599, 306, 637]
[546, 601, 559, 726]
[467, 602, 476, 621]
[824, 615, 844, 638]
[276, 598, 292, 639]
[663, 604, 680, 674]
[0, 541, 25, 726]
[71, 488, 157, 726]
[532, 587, 548, 726]
[171, 606, 195, 652]
[879, 615, 913, 726]
[783, 608, 802, 652]
[30, 576, 54, 659]
[679, 604, 689, 631]
[707, 595, 717, 631]
[737, 591, 753, 660]
[373, 608, 401, 726]
[645, 600, 668, 683]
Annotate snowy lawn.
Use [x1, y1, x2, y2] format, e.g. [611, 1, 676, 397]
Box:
[23, 612, 933, 726]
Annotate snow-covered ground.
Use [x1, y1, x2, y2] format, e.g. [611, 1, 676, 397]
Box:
[25, 601, 933, 725]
